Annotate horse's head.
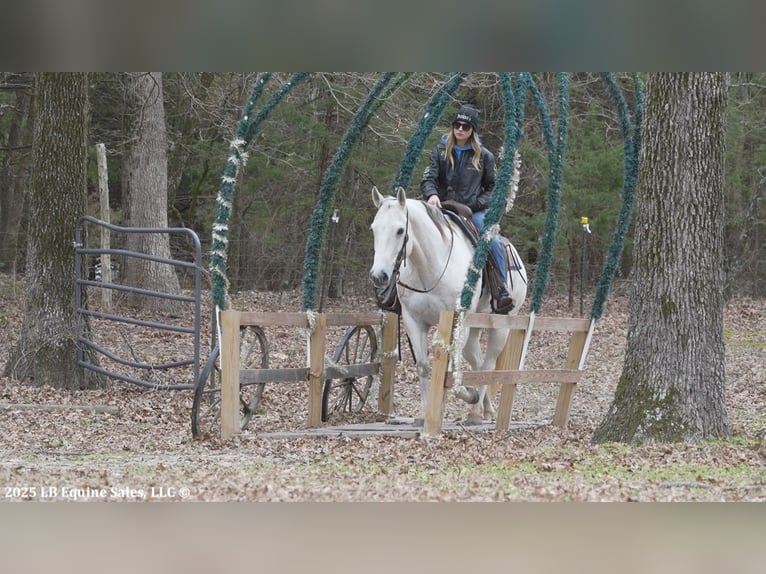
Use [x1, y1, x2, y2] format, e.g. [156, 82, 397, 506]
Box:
[369, 186, 408, 289]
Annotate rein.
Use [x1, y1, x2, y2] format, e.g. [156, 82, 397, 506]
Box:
[395, 204, 455, 294]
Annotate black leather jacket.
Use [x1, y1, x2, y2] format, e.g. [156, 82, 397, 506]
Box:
[420, 137, 496, 212]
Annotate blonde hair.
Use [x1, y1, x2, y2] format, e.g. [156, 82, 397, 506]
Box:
[445, 130, 482, 171]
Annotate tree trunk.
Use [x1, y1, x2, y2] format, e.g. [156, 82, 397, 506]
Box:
[593, 73, 729, 444]
[0, 85, 32, 273]
[4, 73, 105, 389]
[122, 72, 182, 312]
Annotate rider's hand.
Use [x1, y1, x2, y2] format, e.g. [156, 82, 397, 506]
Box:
[427, 195, 442, 208]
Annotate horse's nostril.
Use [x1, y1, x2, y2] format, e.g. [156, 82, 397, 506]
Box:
[369, 270, 388, 287]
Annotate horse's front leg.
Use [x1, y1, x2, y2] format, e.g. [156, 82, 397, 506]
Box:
[402, 314, 431, 420]
[460, 327, 508, 424]
[463, 385, 495, 425]
[482, 389, 497, 420]
[458, 327, 484, 425]
[416, 367, 431, 419]
[459, 386, 487, 426]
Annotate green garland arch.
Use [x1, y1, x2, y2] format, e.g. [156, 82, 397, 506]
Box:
[392, 73, 467, 192]
[211, 72, 309, 311]
[590, 72, 643, 321]
[302, 73, 410, 311]
[210, 72, 643, 326]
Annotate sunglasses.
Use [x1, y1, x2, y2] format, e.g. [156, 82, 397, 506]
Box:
[452, 121, 472, 131]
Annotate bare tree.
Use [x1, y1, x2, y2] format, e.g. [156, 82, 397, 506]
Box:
[593, 73, 729, 444]
[4, 73, 104, 389]
[122, 72, 181, 312]
[0, 73, 33, 274]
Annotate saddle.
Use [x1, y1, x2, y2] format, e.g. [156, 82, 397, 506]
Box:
[441, 200, 523, 314]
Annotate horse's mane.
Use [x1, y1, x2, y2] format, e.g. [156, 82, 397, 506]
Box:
[417, 200, 451, 240]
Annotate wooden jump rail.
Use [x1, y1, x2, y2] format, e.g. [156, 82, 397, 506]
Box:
[423, 311, 593, 437]
[219, 310, 399, 440]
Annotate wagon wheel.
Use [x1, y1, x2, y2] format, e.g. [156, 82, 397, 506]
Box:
[191, 326, 269, 439]
[321, 324, 378, 423]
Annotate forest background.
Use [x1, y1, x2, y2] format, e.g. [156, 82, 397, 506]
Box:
[0, 72, 763, 307]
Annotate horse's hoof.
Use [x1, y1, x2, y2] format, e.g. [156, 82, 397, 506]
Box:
[458, 388, 479, 404]
[463, 415, 483, 426]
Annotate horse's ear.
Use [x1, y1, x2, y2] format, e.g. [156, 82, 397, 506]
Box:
[372, 186, 384, 207]
[396, 186, 406, 206]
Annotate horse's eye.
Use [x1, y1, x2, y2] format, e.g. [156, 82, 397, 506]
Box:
[396, 228, 404, 236]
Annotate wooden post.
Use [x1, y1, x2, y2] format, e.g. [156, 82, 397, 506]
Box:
[487, 323, 512, 411]
[96, 143, 112, 311]
[495, 328, 525, 432]
[422, 310, 455, 437]
[220, 310, 241, 440]
[307, 313, 327, 427]
[378, 312, 398, 415]
[552, 329, 588, 428]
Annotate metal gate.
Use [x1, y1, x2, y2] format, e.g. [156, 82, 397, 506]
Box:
[74, 216, 203, 390]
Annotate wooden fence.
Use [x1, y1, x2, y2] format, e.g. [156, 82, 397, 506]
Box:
[423, 311, 593, 437]
[219, 310, 398, 440]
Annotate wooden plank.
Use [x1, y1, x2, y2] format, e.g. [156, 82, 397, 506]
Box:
[236, 311, 384, 329]
[527, 316, 591, 332]
[553, 329, 589, 428]
[323, 312, 385, 327]
[461, 313, 530, 330]
[238, 311, 310, 328]
[495, 328, 525, 432]
[257, 429, 422, 440]
[553, 382, 578, 428]
[462, 313, 590, 333]
[325, 363, 379, 380]
[423, 310, 454, 437]
[461, 369, 583, 386]
[240, 362, 380, 389]
[240, 367, 310, 385]
[250, 420, 543, 440]
[307, 313, 326, 427]
[220, 310, 241, 441]
[378, 313, 398, 415]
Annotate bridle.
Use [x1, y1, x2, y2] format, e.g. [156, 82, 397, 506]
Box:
[393, 203, 455, 294]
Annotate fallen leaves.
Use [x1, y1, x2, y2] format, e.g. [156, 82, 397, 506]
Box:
[0, 288, 764, 501]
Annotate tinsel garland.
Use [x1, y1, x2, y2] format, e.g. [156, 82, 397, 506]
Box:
[302, 73, 409, 311]
[392, 72, 467, 192]
[210, 72, 309, 311]
[590, 72, 643, 321]
[526, 73, 570, 314]
[450, 73, 527, 392]
[211, 73, 271, 311]
[458, 72, 529, 311]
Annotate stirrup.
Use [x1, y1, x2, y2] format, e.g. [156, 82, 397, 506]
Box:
[492, 294, 515, 315]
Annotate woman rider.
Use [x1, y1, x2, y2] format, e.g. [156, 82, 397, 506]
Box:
[420, 104, 511, 310]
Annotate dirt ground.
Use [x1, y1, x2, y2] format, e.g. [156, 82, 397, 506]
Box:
[1, 275, 764, 501]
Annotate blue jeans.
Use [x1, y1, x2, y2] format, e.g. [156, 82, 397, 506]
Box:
[472, 210, 508, 295]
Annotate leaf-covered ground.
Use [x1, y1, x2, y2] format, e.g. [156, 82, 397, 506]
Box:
[1, 275, 764, 501]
